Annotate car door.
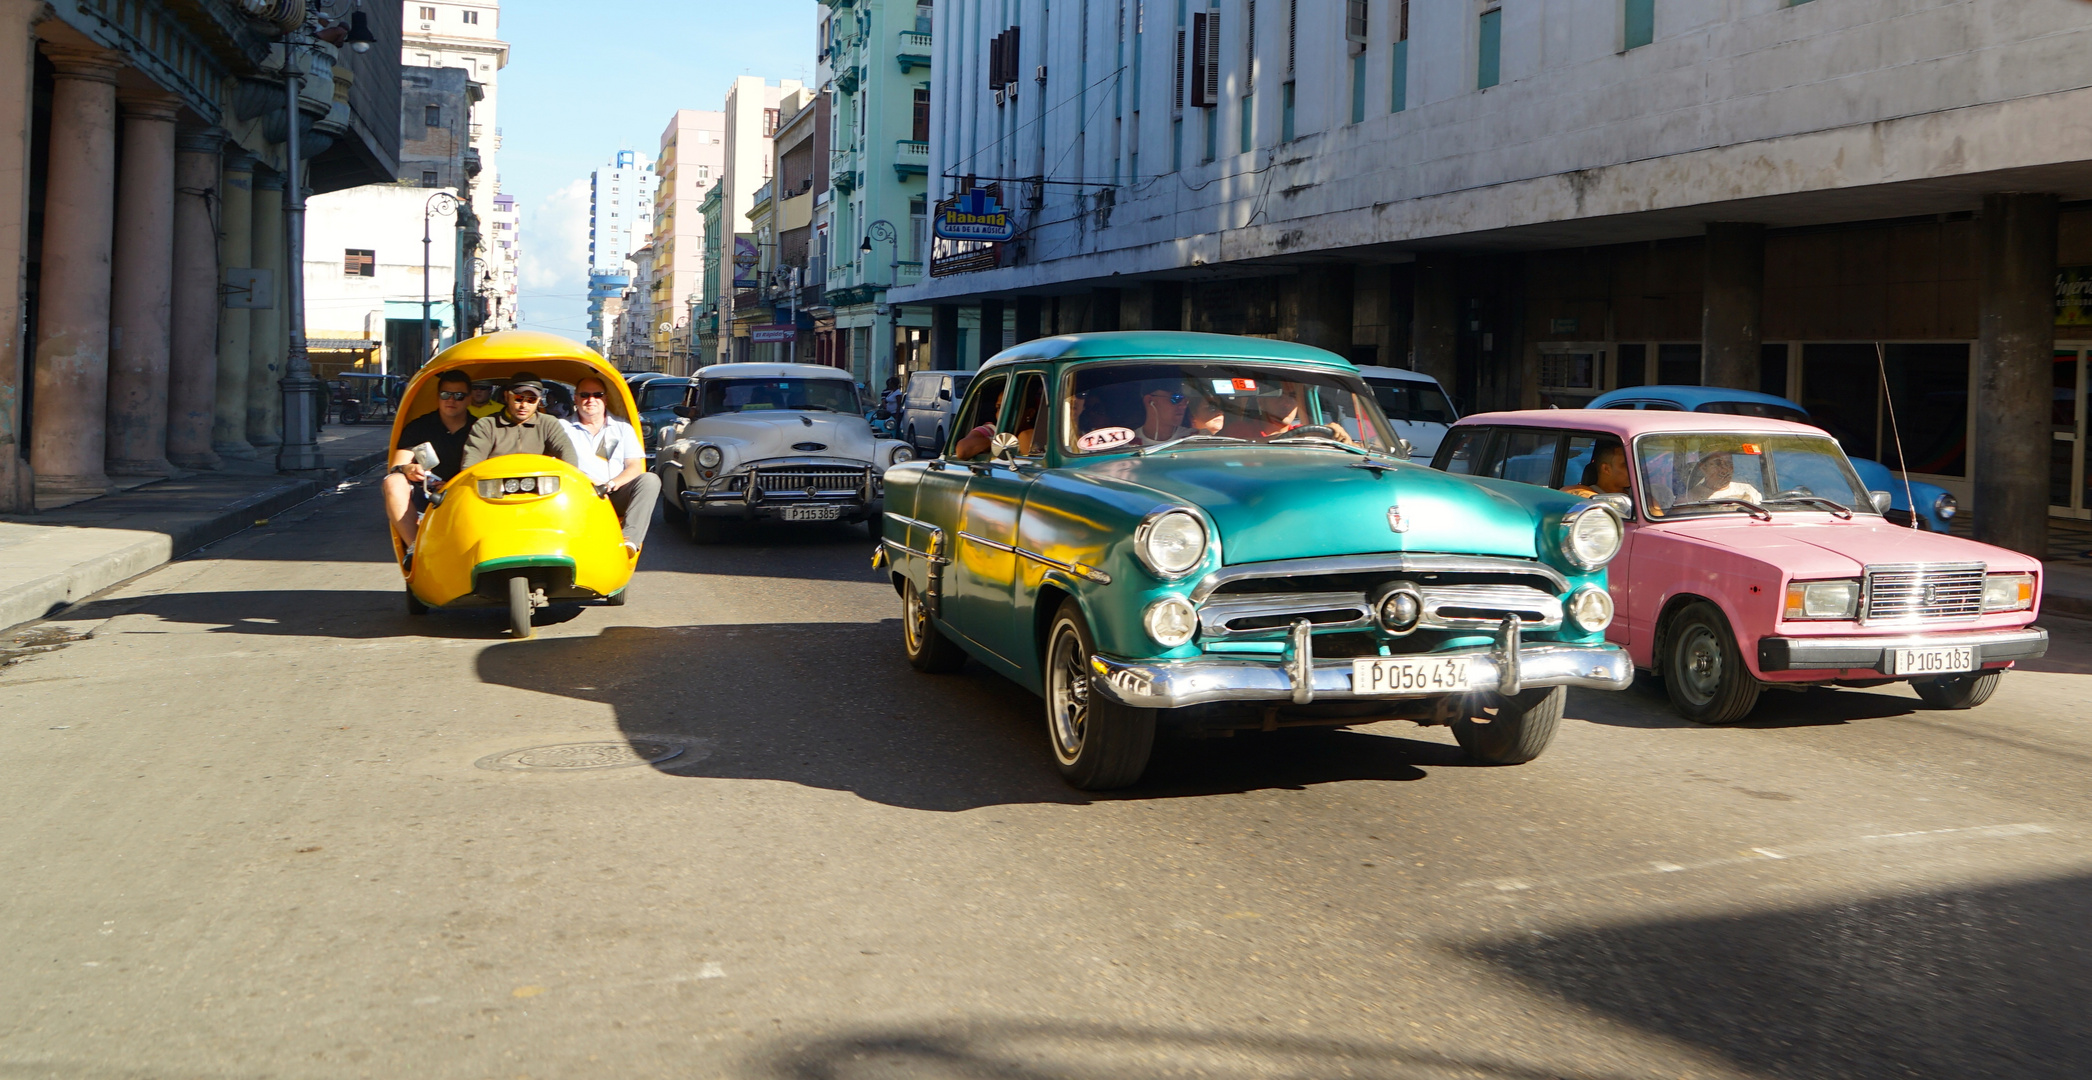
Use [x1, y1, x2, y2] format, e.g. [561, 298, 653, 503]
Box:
[916, 371, 1009, 650]
[950, 371, 1045, 669]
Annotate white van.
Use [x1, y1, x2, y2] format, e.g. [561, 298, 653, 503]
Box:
[1353, 366, 1459, 459]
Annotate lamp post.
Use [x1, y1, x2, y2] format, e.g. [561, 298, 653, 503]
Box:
[421, 190, 458, 368]
[861, 221, 900, 388]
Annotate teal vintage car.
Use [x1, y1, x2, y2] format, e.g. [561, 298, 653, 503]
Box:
[873, 332, 1633, 789]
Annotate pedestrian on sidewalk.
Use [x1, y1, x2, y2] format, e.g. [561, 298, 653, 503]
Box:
[564, 375, 658, 555]
[384, 369, 474, 554]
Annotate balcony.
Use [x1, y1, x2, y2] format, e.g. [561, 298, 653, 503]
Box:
[835, 64, 862, 95]
[893, 140, 928, 179]
[897, 31, 932, 73]
[897, 261, 924, 283]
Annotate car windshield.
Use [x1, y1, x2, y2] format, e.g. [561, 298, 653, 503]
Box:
[700, 378, 859, 415]
[1367, 378, 1458, 424]
[639, 381, 688, 411]
[1697, 400, 1813, 425]
[1637, 432, 1876, 518]
[1061, 362, 1401, 455]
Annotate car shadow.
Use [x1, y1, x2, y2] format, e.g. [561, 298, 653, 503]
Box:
[51, 587, 586, 640]
[648, 521, 886, 584]
[473, 621, 1461, 811]
[1570, 678, 1919, 730]
[1458, 872, 2092, 1079]
[750, 1017, 1638, 1080]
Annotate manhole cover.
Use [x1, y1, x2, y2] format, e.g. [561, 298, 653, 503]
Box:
[476, 741, 684, 772]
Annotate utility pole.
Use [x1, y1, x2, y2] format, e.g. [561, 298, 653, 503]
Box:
[276, 43, 323, 471]
[422, 191, 458, 366]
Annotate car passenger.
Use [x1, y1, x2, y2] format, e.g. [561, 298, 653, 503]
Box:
[1685, 450, 1765, 505]
[565, 376, 659, 555]
[1563, 442, 1631, 498]
[384, 368, 475, 556]
[467, 380, 503, 418]
[461, 371, 584, 469]
[1187, 394, 1227, 436]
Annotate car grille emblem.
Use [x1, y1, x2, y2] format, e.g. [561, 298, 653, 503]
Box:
[792, 441, 827, 452]
[1387, 504, 1409, 533]
[1922, 582, 1941, 605]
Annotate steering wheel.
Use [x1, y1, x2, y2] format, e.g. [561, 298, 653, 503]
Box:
[1267, 424, 1340, 442]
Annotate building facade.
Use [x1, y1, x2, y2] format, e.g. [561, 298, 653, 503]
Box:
[0, 0, 401, 509]
[402, 0, 512, 328]
[586, 149, 653, 350]
[607, 240, 657, 370]
[487, 191, 518, 329]
[649, 110, 726, 370]
[893, 0, 2092, 555]
[712, 76, 803, 365]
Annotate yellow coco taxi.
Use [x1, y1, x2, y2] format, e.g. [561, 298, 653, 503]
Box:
[389, 332, 639, 637]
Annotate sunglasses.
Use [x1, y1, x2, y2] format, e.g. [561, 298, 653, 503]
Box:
[437, 390, 469, 401]
[1150, 392, 1189, 405]
[508, 392, 541, 404]
[575, 390, 607, 400]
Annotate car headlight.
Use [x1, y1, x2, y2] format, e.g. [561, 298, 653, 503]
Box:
[1143, 595, 1199, 647]
[695, 445, 722, 469]
[1559, 504, 1624, 570]
[1784, 579, 1858, 620]
[477, 475, 561, 500]
[1568, 585, 1614, 632]
[1934, 492, 1958, 522]
[1982, 572, 2035, 613]
[889, 444, 914, 465]
[1134, 509, 1208, 578]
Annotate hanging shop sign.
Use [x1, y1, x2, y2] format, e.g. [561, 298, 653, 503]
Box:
[933, 186, 1016, 242]
[750, 324, 796, 343]
[2058, 266, 2092, 326]
[732, 235, 761, 289]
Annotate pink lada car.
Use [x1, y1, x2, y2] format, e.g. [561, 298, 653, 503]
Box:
[1433, 410, 2047, 723]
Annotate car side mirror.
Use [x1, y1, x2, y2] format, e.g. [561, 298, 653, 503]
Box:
[1591, 492, 1634, 519]
[1869, 490, 1892, 515]
[1396, 436, 1416, 458]
[938, 388, 951, 401]
[672, 404, 696, 418]
[410, 442, 441, 471]
[990, 432, 1020, 460]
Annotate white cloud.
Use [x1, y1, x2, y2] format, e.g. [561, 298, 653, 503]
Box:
[515, 177, 593, 340]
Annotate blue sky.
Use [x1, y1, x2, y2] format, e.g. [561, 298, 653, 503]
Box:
[498, 1, 817, 341]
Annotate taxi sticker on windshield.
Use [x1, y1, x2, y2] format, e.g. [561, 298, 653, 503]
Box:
[1078, 426, 1138, 451]
[1212, 378, 1259, 394]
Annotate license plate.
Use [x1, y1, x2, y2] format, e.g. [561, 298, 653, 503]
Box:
[1352, 656, 1473, 695]
[782, 505, 844, 522]
[1892, 646, 1973, 675]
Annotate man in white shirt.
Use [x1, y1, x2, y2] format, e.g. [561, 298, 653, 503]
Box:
[566, 376, 660, 554]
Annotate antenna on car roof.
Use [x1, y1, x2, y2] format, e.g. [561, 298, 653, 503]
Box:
[1874, 342, 1919, 528]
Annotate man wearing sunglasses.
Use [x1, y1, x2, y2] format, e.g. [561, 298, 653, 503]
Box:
[460, 371, 583, 471]
[1135, 382, 1195, 445]
[564, 376, 658, 554]
[384, 368, 475, 553]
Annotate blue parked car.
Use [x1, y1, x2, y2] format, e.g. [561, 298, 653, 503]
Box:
[1586, 386, 1958, 532]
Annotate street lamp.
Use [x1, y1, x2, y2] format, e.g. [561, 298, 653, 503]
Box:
[422, 190, 458, 369]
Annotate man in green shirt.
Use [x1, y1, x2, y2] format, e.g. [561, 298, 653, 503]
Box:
[461, 372, 584, 469]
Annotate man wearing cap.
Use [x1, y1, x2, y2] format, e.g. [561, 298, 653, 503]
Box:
[466, 380, 503, 419]
[461, 371, 584, 470]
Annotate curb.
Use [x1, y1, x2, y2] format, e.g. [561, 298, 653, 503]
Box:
[0, 478, 321, 634]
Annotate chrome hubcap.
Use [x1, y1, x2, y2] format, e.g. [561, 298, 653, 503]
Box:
[903, 583, 926, 653]
[1048, 624, 1088, 762]
[1678, 626, 1722, 705]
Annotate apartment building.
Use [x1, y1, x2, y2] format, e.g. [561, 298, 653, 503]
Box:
[403, 0, 514, 325]
[650, 110, 726, 369]
[587, 150, 655, 350]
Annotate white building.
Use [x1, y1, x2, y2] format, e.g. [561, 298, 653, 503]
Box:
[651, 110, 728, 366]
[895, 0, 2092, 555]
[487, 192, 520, 331]
[587, 150, 655, 349]
[403, 0, 514, 327]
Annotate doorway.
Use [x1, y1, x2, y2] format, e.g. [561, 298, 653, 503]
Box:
[2055, 347, 2089, 519]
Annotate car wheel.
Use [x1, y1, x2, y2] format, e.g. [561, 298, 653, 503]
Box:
[1451, 686, 1566, 764]
[1663, 600, 1760, 724]
[605, 587, 628, 607]
[1912, 670, 2001, 709]
[1044, 600, 1156, 790]
[900, 576, 968, 674]
[404, 585, 427, 616]
[506, 575, 533, 639]
[686, 512, 728, 544]
[660, 475, 687, 524]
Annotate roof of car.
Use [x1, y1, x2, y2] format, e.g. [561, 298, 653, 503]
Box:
[1352, 365, 1446, 386]
[1587, 384, 1806, 412]
[695, 362, 854, 380]
[979, 331, 1353, 373]
[1458, 408, 1832, 438]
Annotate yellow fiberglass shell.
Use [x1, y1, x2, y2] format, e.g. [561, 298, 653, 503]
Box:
[388, 331, 641, 606]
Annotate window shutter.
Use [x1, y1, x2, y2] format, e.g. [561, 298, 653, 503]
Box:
[1245, 0, 1255, 93]
[1190, 12, 1209, 108]
[1175, 27, 1186, 109]
[1007, 26, 1020, 90]
[1286, 0, 1297, 77]
[1197, 11, 1221, 107]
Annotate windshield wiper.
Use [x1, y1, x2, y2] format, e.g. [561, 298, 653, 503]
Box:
[1764, 494, 1853, 519]
[1666, 498, 1773, 522]
[1136, 434, 1248, 456]
[1264, 434, 1370, 456]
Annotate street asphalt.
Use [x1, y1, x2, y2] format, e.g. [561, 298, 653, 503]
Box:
[3, 474, 2089, 1079]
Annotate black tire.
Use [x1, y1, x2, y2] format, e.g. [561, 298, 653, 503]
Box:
[900, 577, 968, 674]
[1662, 600, 1760, 724]
[341, 406, 360, 425]
[1452, 686, 1566, 764]
[404, 586, 427, 616]
[907, 424, 920, 451]
[1912, 670, 2001, 709]
[1043, 600, 1157, 790]
[686, 512, 728, 544]
[605, 587, 628, 607]
[660, 475, 687, 525]
[507, 574, 533, 639]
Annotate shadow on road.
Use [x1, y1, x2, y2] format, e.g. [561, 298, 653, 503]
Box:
[653, 520, 889, 584]
[473, 621, 1461, 810]
[1571, 675, 1919, 730]
[54, 587, 586, 640]
[1460, 872, 2092, 1079]
[750, 1018, 1636, 1080]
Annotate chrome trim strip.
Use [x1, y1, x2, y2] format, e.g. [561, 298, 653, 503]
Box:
[1015, 546, 1113, 585]
[958, 530, 1015, 553]
[1087, 641, 1634, 709]
[1190, 553, 1568, 603]
[884, 511, 938, 533]
[1289, 619, 1315, 705]
[881, 538, 947, 567]
[1195, 583, 1564, 639]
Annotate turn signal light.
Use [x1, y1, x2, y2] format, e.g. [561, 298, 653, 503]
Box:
[477, 475, 561, 500]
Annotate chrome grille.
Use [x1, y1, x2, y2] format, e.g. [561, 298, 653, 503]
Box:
[1197, 582, 1563, 638]
[1863, 562, 1984, 623]
[751, 465, 868, 499]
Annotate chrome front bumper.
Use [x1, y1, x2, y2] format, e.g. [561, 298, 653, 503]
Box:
[1757, 625, 2048, 672]
[1088, 616, 1633, 710]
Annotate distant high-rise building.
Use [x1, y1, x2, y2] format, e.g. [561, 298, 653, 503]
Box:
[403, 1, 513, 332]
[650, 110, 727, 371]
[588, 150, 654, 349]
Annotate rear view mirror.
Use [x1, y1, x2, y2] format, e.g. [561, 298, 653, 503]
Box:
[410, 442, 441, 471]
[1869, 490, 1892, 515]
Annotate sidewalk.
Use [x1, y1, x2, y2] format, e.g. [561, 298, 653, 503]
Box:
[0, 425, 392, 634]
[1946, 513, 2092, 618]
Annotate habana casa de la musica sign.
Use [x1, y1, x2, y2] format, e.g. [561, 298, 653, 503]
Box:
[933, 187, 1016, 243]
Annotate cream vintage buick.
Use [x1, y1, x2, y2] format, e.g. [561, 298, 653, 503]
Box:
[653, 363, 915, 542]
